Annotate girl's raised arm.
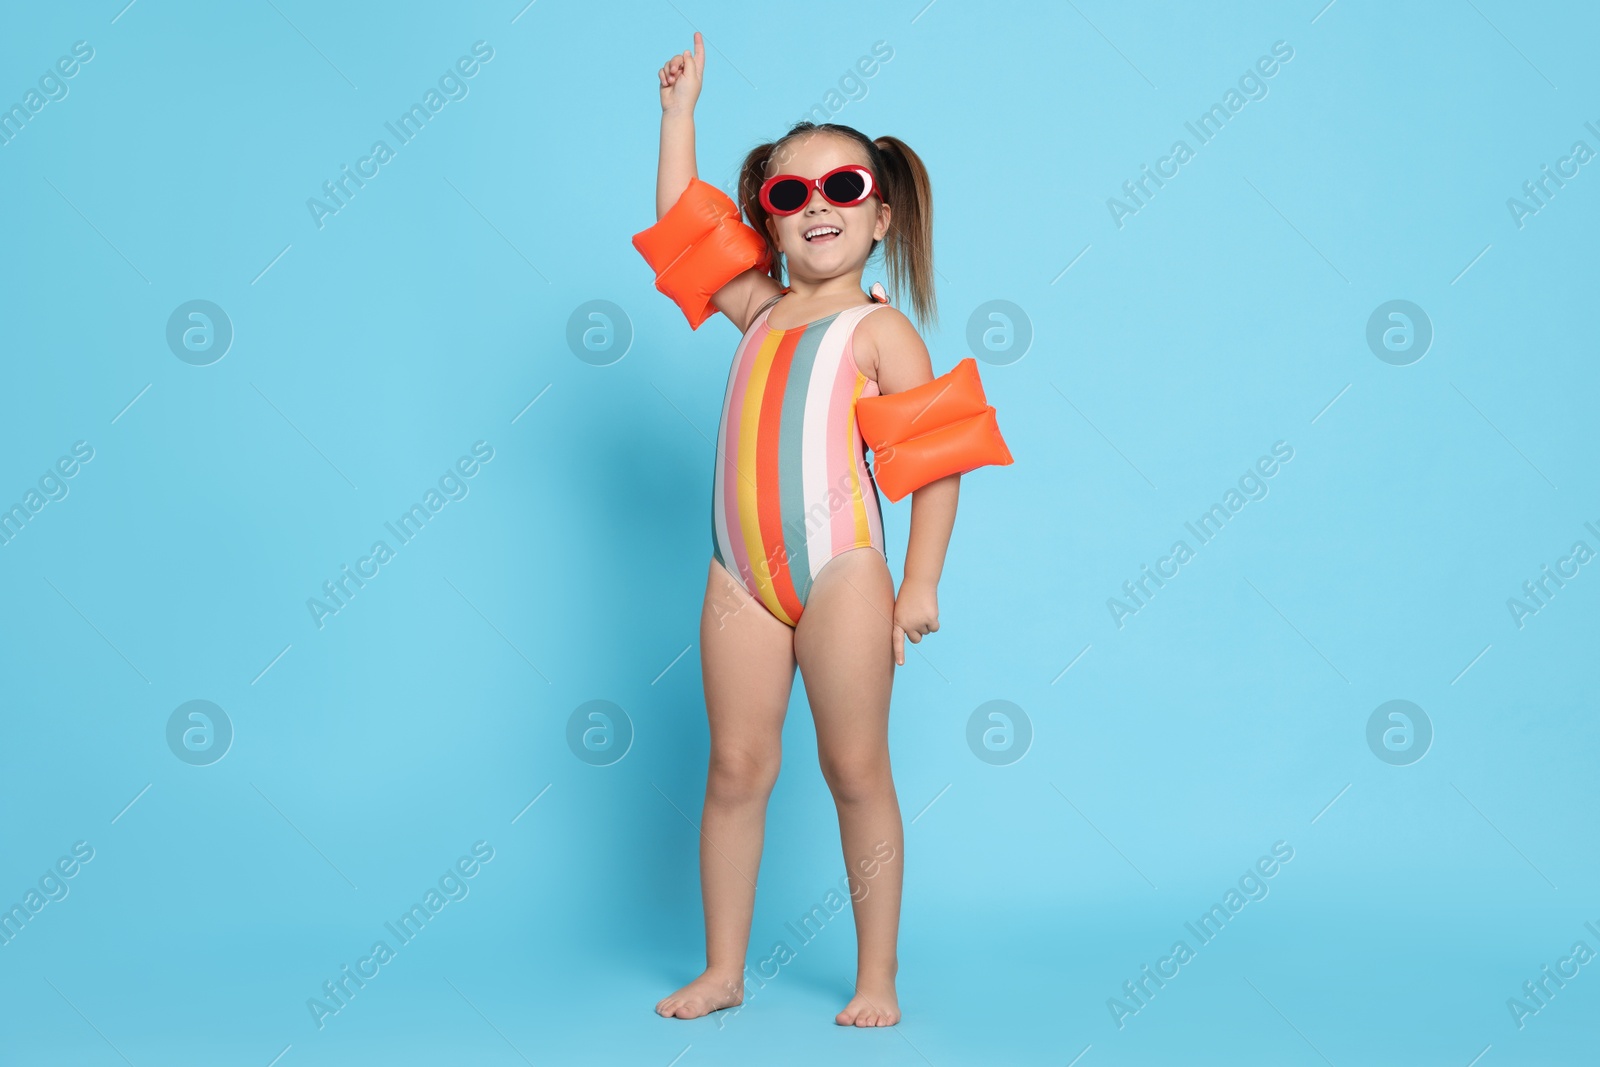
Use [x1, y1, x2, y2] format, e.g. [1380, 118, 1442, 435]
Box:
[648, 32, 780, 333]
[655, 32, 703, 216]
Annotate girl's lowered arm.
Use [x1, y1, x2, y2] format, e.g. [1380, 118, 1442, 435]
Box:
[903, 475, 958, 589]
[865, 309, 958, 662]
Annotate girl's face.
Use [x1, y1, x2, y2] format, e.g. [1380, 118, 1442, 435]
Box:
[763, 133, 891, 280]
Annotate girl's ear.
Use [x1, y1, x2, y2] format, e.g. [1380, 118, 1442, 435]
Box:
[874, 202, 892, 242]
[765, 215, 781, 252]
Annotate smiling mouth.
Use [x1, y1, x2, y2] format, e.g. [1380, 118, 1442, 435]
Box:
[804, 225, 842, 243]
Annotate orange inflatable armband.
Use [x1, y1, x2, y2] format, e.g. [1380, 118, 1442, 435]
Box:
[632, 178, 772, 330]
[856, 357, 1013, 502]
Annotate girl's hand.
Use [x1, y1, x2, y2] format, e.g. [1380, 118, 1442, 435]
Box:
[891, 578, 940, 666]
[658, 31, 705, 113]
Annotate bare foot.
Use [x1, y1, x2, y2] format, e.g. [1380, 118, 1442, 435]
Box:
[656, 969, 744, 1020]
[836, 975, 899, 1026]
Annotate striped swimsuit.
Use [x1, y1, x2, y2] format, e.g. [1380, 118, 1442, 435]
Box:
[710, 289, 891, 628]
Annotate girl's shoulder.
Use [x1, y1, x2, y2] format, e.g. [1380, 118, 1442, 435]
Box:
[858, 282, 919, 336]
[855, 289, 926, 384]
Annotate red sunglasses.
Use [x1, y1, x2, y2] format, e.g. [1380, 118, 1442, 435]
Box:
[758, 164, 884, 216]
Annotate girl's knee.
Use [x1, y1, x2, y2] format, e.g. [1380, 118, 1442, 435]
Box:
[819, 752, 892, 805]
[707, 746, 781, 804]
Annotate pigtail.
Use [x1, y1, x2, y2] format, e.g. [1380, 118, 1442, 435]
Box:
[736, 141, 784, 283]
[872, 135, 936, 329]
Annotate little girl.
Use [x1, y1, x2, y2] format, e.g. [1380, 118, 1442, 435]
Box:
[645, 32, 959, 1029]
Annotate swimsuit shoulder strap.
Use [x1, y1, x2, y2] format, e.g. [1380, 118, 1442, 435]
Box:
[750, 287, 791, 324]
[838, 303, 891, 344]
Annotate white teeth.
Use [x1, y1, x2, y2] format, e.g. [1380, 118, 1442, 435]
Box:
[805, 226, 841, 240]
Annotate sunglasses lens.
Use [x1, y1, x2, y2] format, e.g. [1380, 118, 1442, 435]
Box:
[766, 178, 810, 214]
[823, 169, 870, 204]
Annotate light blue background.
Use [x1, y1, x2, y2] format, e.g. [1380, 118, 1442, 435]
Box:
[2, 1, 1597, 1064]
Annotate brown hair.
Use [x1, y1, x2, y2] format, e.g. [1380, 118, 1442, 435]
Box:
[736, 121, 937, 329]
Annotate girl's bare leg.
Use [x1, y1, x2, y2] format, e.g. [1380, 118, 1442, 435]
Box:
[793, 547, 903, 1027]
[656, 558, 797, 1019]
